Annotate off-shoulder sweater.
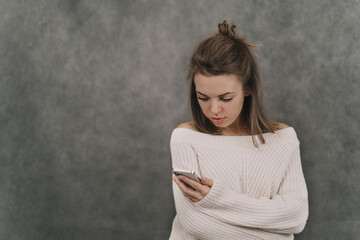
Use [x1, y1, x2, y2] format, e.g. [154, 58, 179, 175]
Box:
[169, 127, 309, 240]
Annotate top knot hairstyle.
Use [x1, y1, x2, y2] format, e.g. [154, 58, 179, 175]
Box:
[187, 20, 281, 148]
[217, 20, 258, 57]
[218, 20, 237, 39]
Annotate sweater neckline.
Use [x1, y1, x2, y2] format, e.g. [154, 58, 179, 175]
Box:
[171, 127, 298, 149]
[174, 126, 293, 137]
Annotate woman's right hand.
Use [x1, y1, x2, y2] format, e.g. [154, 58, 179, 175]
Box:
[173, 175, 214, 202]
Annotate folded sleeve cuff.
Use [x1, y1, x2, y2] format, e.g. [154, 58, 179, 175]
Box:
[194, 178, 225, 209]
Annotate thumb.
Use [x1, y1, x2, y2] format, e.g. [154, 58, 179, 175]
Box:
[201, 176, 213, 187]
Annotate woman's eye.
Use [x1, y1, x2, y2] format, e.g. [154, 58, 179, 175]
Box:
[197, 97, 232, 102]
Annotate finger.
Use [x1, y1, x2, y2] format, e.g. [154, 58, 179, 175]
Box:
[191, 182, 210, 197]
[173, 176, 187, 195]
[185, 188, 203, 202]
[201, 176, 214, 187]
[180, 175, 203, 191]
[175, 176, 211, 198]
[175, 176, 199, 197]
[182, 176, 212, 198]
[174, 177, 203, 202]
[192, 191, 204, 202]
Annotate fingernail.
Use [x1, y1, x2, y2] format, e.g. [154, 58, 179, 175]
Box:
[179, 175, 184, 179]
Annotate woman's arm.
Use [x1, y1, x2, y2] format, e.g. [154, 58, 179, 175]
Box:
[172, 179, 284, 240]
[171, 140, 308, 235]
[191, 143, 309, 234]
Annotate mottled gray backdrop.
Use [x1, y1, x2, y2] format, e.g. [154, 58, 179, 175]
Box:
[1, 0, 359, 239]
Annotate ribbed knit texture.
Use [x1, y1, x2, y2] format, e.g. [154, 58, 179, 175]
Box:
[169, 127, 309, 240]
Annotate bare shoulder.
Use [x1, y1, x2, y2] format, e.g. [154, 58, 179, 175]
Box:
[176, 121, 198, 131]
[275, 122, 290, 130]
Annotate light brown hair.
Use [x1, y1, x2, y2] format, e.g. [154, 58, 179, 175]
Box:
[187, 20, 281, 148]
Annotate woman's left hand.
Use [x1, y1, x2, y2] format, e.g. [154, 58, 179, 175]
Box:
[173, 175, 214, 202]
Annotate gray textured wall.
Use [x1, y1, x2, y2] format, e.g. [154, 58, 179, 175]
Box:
[1, 0, 359, 239]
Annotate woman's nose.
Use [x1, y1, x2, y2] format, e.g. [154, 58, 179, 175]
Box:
[210, 101, 222, 115]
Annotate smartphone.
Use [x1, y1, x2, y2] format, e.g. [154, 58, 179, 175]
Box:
[172, 168, 201, 182]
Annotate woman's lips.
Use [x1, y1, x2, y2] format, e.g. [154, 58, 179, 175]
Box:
[211, 117, 225, 124]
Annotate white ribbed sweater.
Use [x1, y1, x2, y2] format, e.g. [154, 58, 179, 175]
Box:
[169, 127, 308, 240]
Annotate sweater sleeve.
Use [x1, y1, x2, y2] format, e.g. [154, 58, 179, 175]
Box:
[193, 142, 309, 234]
[171, 179, 291, 240]
[170, 142, 286, 240]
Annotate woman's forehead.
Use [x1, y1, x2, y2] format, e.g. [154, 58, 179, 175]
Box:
[194, 73, 242, 94]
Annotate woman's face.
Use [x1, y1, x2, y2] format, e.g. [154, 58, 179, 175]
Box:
[194, 73, 248, 134]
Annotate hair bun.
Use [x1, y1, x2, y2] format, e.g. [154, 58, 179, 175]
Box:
[218, 19, 259, 57]
[218, 20, 236, 38]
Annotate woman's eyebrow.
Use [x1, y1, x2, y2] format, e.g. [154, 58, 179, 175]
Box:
[196, 91, 235, 97]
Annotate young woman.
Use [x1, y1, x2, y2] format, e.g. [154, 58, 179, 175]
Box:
[169, 20, 309, 240]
